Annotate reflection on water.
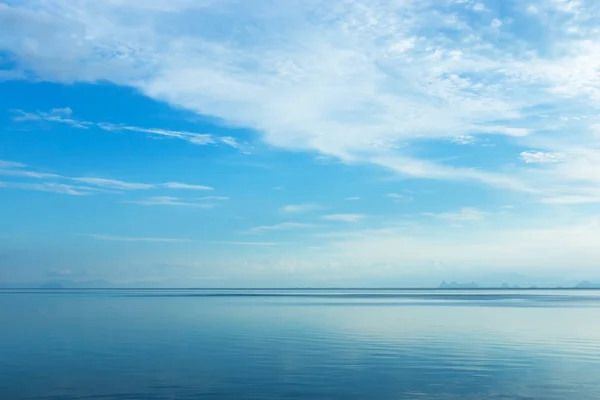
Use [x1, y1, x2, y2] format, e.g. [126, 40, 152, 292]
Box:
[1, 289, 600, 399]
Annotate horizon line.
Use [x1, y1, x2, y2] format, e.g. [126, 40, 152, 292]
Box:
[2, 287, 600, 290]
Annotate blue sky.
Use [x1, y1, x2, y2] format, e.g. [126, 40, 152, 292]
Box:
[2, 0, 600, 287]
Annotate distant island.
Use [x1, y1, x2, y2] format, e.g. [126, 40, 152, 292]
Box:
[439, 280, 600, 289]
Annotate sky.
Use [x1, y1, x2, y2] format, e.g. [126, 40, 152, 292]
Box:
[1, 0, 600, 287]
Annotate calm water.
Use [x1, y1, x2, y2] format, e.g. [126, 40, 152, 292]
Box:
[2, 289, 600, 399]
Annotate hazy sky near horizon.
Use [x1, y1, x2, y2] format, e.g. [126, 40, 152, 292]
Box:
[2, 0, 600, 286]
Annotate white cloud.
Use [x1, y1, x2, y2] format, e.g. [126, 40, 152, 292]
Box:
[162, 182, 213, 190]
[345, 197, 360, 201]
[12, 108, 91, 128]
[281, 204, 321, 214]
[422, 207, 489, 221]
[516, 148, 600, 203]
[219, 136, 240, 148]
[0, 181, 102, 196]
[526, 5, 538, 14]
[322, 214, 366, 222]
[124, 196, 214, 207]
[387, 193, 413, 202]
[71, 177, 214, 191]
[72, 177, 154, 190]
[3, 0, 600, 205]
[317, 217, 600, 271]
[485, 127, 530, 137]
[246, 222, 315, 234]
[540, 195, 600, 204]
[0, 160, 26, 169]
[50, 107, 72, 115]
[99, 123, 217, 145]
[0, 160, 217, 197]
[0, 168, 61, 179]
[197, 196, 228, 200]
[490, 18, 503, 29]
[0, 0, 585, 194]
[520, 151, 566, 164]
[13, 108, 239, 148]
[452, 135, 476, 145]
[83, 233, 190, 242]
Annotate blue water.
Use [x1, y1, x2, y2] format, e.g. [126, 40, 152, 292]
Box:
[2, 289, 600, 399]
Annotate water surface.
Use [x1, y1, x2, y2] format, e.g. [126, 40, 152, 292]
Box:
[2, 289, 600, 399]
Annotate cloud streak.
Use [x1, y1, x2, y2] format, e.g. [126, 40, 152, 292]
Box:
[0, 160, 26, 169]
[387, 193, 413, 203]
[162, 182, 213, 191]
[422, 208, 489, 222]
[72, 177, 154, 190]
[0, 181, 105, 196]
[246, 222, 315, 234]
[281, 204, 322, 214]
[0, 160, 216, 196]
[83, 233, 191, 243]
[13, 108, 240, 148]
[322, 214, 366, 222]
[124, 196, 215, 208]
[521, 151, 566, 164]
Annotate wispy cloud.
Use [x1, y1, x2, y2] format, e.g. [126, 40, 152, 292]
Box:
[219, 137, 241, 149]
[540, 195, 600, 205]
[520, 151, 566, 164]
[12, 107, 91, 128]
[82, 233, 190, 243]
[0, 160, 26, 169]
[387, 193, 413, 202]
[0, 160, 215, 197]
[281, 204, 321, 214]
[197, 196, 228, 201]
[162, 182, 213, 190]
[13, 108, 240, 148]
[0, 168, 61, 179]
[0, 181, 105, 196]
[99, 122, 220, 146]
[472, 2, 485, 12]
[422, 208, 489, 222]
[124, 196, 214, 208]
[452, 135, 476, 145]
[73, 178, 213, 191]
[72, 177, 154, 190]
[345, 197, 360, 201]
[246, 222, 315, 234]
[322, 214, 366, 222]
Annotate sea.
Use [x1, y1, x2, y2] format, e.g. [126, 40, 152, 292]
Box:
[2, 289, 600, 399]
